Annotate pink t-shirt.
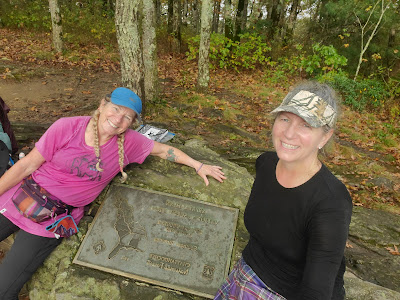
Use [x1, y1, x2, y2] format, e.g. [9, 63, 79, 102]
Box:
[0, 116, 154, 237]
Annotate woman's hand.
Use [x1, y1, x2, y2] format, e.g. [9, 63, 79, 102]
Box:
[0, 147, 45, 196]
[150, 142, 227, 186]
[196, 163, 226, 186]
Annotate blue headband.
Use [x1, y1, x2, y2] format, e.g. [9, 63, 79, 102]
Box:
[110, 87, 142, 117]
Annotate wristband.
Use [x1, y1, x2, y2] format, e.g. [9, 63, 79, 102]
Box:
[196, 163, 204, 173]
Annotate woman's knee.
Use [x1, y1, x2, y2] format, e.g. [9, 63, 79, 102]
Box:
[0, 230, 62, 299]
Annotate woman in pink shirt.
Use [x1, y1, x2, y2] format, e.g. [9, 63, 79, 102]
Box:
[0, 87, 226, 299]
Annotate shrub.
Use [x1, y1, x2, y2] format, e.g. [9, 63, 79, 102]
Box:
[187, 33, 271, 71]
[322, 72, 390, 112]
[60, 1, 116, 45]
[0, 0, 51, 30]
[0, 0, 116, 45]
[276, 43, 348, 77]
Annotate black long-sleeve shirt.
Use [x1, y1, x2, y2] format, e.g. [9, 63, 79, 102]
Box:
[242, 152, 352, 299]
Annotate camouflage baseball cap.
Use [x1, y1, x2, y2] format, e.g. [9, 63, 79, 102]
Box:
[271, 90, 337, 128]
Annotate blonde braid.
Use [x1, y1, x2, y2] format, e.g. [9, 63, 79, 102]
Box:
[117, 133, 128, 183]
[92, 109, 104, 172]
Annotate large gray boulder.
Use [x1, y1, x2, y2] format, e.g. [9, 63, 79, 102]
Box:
[24, 140, 400, 299]
[344, 272, 400, 300]
[345, 206, 400, 293]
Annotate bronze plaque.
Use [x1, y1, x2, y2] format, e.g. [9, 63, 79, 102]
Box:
[73, 185, 239, 298]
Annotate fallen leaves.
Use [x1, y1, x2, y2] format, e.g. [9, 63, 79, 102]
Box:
[1, 68, 14, 79]
[346, 241, 353, 248]
[0, 28, 121, 72]
[385, 245, 400, 255]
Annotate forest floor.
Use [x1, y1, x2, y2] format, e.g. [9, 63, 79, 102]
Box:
[1, 28, 400, 219]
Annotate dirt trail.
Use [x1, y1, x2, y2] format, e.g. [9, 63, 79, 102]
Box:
[1, 64, 121, 124]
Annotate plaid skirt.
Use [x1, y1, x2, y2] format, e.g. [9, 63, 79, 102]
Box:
[214, 257, 287, 300]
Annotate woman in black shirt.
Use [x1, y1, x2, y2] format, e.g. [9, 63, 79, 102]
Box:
[215, 81, 352, 300]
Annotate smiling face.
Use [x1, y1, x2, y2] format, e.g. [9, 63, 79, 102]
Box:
[97, 100, 136, 139]
[272, 112, 333, 167]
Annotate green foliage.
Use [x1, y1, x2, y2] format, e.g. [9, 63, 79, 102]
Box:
[187, 33, 271, 71]
[0, 0, 51, 30]
[376, 122, 399, 148]
[0, 0, 116, 45]
[282, 43, 347, 77]
[389, 103, 400, 119]
[60, 0, 116, 44]
[322, 72, 391, 112]
[382, 122, 400, 137]
[309, 44, 348, 74]
[296, 0, 399, 77]
[274, 43, 347, 78]
[368, 63, 400, 101]
[263, 68, 289, 86]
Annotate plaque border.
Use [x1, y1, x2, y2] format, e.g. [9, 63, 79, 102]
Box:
[73, 184, 239, 299]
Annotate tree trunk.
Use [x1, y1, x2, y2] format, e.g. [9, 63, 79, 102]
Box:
[267, 0, 285, 39]
[354, 0, 389, 81]
[386, 27, 395, 69]
[224, 0, 234, 40]
[318, 0, 329, 23]
[182, 0, 189, 25]
[212, 0, 222, 33]
[167, 0, 174, 34]
[242, 0, 249, 31]
[48, 0, 63, 53]
[312, 0, 321, 22]
[143, 0, 158, 102]
[266, 0, 273, 19]
[285, 0, 300, 41]
[197, 0, 213, 93]
[193, 0, 200, 34]
[234, 0, 247, 41]
[305, 0, 321, 39]
[155, 0, 161, 26]
[248, 0, 264, 27]
[115, 0, 145, 105]
[172, 0, 182, 52]
[267, 0, 278, 38]
[102, 0, 114, 12]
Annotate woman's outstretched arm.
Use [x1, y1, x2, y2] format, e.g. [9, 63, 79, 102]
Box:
[150, 141, 226, 186]
[0, 147, 45, 196]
